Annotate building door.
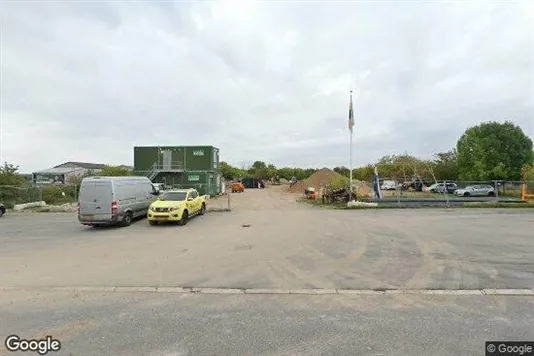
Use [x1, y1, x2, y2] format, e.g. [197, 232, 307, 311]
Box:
[162, 150, 172, 169]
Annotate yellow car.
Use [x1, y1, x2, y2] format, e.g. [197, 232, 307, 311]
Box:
[147, 188, 207, 226]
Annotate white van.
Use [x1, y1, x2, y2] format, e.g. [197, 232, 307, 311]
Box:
[380, 179, 398, 191]
[78, 176, 159, 227]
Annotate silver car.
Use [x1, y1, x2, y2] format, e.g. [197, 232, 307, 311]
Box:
[455, 185, 495, 197]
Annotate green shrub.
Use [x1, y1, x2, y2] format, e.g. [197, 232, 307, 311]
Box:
[41, 185, 78, 205]
[0, 185, 40, 208]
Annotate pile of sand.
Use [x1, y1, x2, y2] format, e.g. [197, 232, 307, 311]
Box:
[352, 180, 373, 197]
[288, 168, 344, 193]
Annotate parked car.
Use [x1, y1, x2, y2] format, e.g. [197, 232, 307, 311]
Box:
[0, 203, 5, 218]
[381, 180, 398, 191]
[455, 185, 495, 197]
[147, 188, 207, 226]
[423, 183, 438, 192]
[434, 183, 458, 193]
[78, 176, 159, 227]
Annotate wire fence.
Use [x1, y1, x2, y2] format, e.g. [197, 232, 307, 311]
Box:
[376, 180, 527, 199]
[0, 184, 79, 208]
[315, 180, 534, 207]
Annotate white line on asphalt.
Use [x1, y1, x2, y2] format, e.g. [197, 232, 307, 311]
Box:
[1, 287, 533, 296]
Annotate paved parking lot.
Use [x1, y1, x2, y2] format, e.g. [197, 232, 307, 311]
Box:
[1, 186, 533, 290]
[1, 186, 533, 355]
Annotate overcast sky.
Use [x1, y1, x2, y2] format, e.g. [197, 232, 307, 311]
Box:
[1, 1, 533, 173]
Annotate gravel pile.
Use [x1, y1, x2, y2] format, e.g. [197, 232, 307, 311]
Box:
[288, 168, 343, 193]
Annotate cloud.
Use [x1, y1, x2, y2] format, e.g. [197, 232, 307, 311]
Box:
[1, 0, 532, 172]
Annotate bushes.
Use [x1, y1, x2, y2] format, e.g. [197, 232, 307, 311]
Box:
[40, 185, 79, 205]
[0, 185, 40, 208]
[0, 184, 79, 208]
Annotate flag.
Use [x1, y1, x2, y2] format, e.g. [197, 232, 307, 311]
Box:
[348, 90, 354, 133]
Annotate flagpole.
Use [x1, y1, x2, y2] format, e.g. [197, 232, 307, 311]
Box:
[348, 90, 354, 202]
[349, 125, 353, 201]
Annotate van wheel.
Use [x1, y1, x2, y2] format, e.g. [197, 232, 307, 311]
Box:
[178, 210, 188, 226]
[199, 203, 206, 215]
[122, 212, 133, 227]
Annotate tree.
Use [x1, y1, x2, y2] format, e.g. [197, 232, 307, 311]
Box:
[248, 161, 269, 179]
[266, 164, 278, 180]
[0, 162, 28, 186]
[431, 149, 458, 181]
[521, 164, 534, 181]
[100, 165, 132, 176]
[333, 166, 350, 177]
[220, 161, 235, 180]
[456, 121, 534, 181]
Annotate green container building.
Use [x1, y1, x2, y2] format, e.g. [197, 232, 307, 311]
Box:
[134, 145, 220, 173]
[133, 145, 222, 196]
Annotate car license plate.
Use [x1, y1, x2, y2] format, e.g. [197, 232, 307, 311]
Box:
[82, 214, 94, 220]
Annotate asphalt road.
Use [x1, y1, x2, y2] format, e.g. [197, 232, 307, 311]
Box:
[1, 186, 533, 355]
[1, 290, 533, 356]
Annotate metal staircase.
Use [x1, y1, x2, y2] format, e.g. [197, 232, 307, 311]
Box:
[146, 161, 184, 181]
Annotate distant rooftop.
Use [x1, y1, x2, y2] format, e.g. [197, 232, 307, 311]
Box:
[54, 162, 107, 170]
[34, 167, 89, 174]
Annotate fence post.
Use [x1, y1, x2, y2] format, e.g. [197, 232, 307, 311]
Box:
[494, 180, 499, 199]
[444, 180, 450, 207]
[396, 185, 401, 207]
[227, 182, 231, 211]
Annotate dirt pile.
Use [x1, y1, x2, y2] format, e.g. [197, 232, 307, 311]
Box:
[352, 180, 373, 197]
[288, 168, 343, 193]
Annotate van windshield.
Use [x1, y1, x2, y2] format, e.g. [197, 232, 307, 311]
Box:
[159, 192, 187, 201]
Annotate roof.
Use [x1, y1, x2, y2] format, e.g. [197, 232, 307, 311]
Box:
[33, 167, 87, 174]
[54, 162, 106, 170]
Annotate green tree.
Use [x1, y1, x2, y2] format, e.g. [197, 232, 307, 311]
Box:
[456, 121, 534, 180]
[352, 165, 374, 181]
[0, 162, 28, 186]
[431, 149, 458, 181]
[266, 164, 278, 180]
[100, 165, 132, 176]
[333, 166, 350, 177]
[521, 164, 534, 181]
[220, 161, 235, 180]
[276, 167, 294, 180]
[248, 161, 269, 179]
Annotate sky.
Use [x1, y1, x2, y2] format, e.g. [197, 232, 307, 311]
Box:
[1, 0, 533, 173]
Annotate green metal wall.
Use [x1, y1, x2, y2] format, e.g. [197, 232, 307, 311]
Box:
[152, 171, 221, 196]
[183, 146, 216, 171]
[152, 172, 184, 186]
[134, 146, 187, 173]
[134, 146, 220, 173]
